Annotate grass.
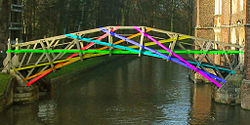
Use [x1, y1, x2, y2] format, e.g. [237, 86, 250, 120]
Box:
[46, 55, 119, 79]
[0, 73, 11, 96]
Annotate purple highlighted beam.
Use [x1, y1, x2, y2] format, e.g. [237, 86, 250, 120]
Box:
[99, 27, 223, 87]
[133, 26, 221, 87]
[67, 33, 225, 83]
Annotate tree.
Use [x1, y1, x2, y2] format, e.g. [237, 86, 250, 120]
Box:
[20, 0, 195, 41]
[0, 0, 10, 52]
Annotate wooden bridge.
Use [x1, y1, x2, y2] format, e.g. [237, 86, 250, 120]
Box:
[1, 26, 244, 88]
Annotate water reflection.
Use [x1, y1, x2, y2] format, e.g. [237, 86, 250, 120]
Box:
[38, 100, 57, 125]
[51, 56, 192, 124]
[0, 56, 250, 125]
[208, 100, 250, 125]
[190, 84, 212, 125]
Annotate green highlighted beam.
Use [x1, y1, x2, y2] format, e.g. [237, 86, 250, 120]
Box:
[6, 49, 244, 54]
[7, 49, 235, 73]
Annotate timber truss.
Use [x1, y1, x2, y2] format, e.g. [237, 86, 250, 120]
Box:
[2, 26, 244, 88]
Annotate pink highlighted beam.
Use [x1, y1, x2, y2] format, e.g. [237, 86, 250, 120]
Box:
[26, 26, 119, 86]
[67, 26, 119, 59]
[134, 26, 221, 88]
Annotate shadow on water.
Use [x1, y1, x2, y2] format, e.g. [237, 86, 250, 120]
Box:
[0, 55, 250, 125]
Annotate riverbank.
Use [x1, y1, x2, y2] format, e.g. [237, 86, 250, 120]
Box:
[0, 55, 123, 112]
[0, 73, 11, 95]
[190, 70, 248, 108]
[0, 73, 13, 112]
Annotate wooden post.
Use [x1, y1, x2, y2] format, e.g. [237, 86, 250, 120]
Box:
[4, 38, 12, 73]
[75, 35, 84, 61]
[41, 41, 54, 69]
[241, 29, 250, 110]
[80, 42, 84, 49]
[138, 27, 145, 57]
[170, 35, 178, 56]
[108, 27, 113, 56]
[26, 43, 37, 65]
[45, 39, 56, 59]
[239, 41, 244, 70]
[167, 34, 178, 61]
[19, 45, 30, 68]
[15, 38, 19, 58]
[12, 38, 20, 67]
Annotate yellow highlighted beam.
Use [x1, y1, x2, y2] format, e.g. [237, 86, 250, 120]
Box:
[23, 53, 106, 81]
[15, 31, 190, 74]
[22, 28, 153, 81]
[129, 35, 190, 48]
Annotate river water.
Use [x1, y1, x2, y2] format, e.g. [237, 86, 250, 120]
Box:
[0, 56, 250, 125]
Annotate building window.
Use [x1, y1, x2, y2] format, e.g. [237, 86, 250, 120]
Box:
[240, 0, 244, 11]
[232, 0, 237, 14]
[215, 0, 222, 15]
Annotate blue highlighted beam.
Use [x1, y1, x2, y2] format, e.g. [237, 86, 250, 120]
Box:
[99, 27, 226, 84]
[65, 34, 226, 83]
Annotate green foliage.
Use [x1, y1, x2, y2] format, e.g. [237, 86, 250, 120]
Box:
[22, 0, 195, 41]
[0, 73, 11, 95]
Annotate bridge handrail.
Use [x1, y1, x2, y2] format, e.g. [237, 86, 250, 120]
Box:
[11, 26, 244, 49]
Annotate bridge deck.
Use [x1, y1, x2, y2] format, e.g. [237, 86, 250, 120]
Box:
[2, 26, 244, 88]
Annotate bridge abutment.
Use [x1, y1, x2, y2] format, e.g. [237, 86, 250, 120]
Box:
[241, 80, 250, 110]
[241, 26, 250, 110]
[212, 73, 243, 105]
[13, 85, 39, 103]
[6, 73, 40, 104]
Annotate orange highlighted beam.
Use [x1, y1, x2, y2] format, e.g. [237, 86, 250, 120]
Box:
[24, 27, 152, 83]
[25, 26, 120, 86]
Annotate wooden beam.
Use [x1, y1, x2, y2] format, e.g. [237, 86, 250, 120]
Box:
[19, 45, 30, 68]
[150, 27, 243, 48]
[26, 54, 46, 78]
[167, 35, 178, 61]
[40, 41, 54, 68]
[12, 26, 109, 48]
[75, 38, 84, 61]
[26, 43, 37, 65]
[195, 40, 224, 79]
[177, 42, 215, 77]
[108, 27, 113, 56]
[221, 45, 233, 70]
[138, 27, 145, 57]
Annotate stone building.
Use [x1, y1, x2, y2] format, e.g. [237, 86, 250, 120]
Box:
[195, 0, 248, 76]
[195, 0, 250, 110]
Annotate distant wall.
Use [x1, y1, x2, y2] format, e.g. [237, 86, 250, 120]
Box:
[246, 27, 250, 80]
[195, 0, 215, 70]
[246, 0, 250, 80]
[195, 0, 215, 43]
[196, 0, 215, 28]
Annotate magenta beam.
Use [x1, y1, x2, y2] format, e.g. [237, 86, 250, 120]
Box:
[134, 26, 222, 88]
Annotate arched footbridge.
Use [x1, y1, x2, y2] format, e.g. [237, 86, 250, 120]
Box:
[2, 26, 244, 89]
